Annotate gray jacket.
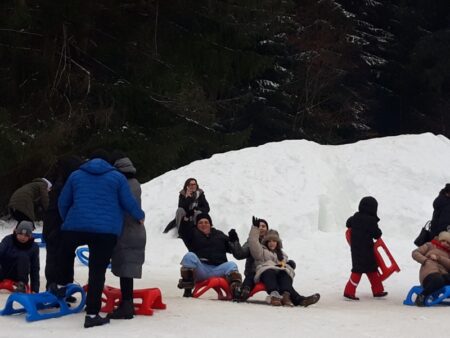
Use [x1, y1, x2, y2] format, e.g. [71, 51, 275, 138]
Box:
[248, 226, 295, 282]
[111, 158, 146, 278]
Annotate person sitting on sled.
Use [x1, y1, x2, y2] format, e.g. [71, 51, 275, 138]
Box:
[177, 213, 242, 299]
[344, 196, 388, 300]
[412, 230, 450, 306]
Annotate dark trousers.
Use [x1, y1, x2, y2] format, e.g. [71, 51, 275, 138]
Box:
[242, 273, 255, 290]
[0, 255, 30, 284]
[422, 272, 450, 296]
[45, 234, 75, 289]
[260, 269, 293, 295]
[56, 231, 117, 315]
[120, 277, 134, 301]
[9, 209, 32, 226]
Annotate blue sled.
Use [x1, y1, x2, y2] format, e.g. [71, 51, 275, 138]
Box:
[76, 246, 111, 269]
[0, 284, 86, 322]
[403, 285, 450, 306]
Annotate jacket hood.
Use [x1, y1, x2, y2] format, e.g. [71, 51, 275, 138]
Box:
[80, 158, 116, 175]
[358, 196, 378, 216]
[114, 157, 136, 174]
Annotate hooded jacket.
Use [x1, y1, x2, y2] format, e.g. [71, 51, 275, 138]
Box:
[111, 157, 146, 278]
[58, 158, 145, 235]
[8, 178, 50, 221]
[346, 196, 382, 273]
[412, 240, 450, 284]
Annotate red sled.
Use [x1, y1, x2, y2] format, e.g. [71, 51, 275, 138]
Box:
[346, 228, 400, 282]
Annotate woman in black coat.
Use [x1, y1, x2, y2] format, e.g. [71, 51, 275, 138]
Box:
[344, 196, 387, 300]
[430, 184, 450, 239]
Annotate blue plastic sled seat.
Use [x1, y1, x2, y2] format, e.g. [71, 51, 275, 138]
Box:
[76, 246, 111, 269]
[403, 285, 450, 306]
[0, 283, 86, 322]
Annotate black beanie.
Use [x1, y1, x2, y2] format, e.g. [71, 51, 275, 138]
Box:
[195, 213, 212, 226]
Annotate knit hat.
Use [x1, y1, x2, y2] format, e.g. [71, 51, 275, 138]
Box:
[195, 213, 212, 226]
[258, 218, 269, 229]
[15, 221, 34, 236]
[262, 229, 282, 249]
[41, 178, 52, 191]
[438, 231, 450, 243]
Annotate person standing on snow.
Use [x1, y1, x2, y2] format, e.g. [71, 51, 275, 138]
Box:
[53, 150, 145, 329]
[344, 196, 388, 300]
[109, 152, 146, 320]
[8, 177, 52, 227]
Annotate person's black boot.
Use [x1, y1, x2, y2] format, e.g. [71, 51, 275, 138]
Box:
[415, 294, 426, 307]
[107, 300, 135, 319]
[14, 282, 27, 293]
[84, 314, 110, 328]
[177, 268, 194, 296]
[226, 271, 243, 301]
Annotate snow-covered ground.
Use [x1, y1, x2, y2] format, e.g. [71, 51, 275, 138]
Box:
[1, 132, 450, 338]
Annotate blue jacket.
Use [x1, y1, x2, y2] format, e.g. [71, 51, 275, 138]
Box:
[0, 234, 40, 292]
[58, 159, 145, 235]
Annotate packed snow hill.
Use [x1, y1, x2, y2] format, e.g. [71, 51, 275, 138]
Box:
[1, 132, 450, 338]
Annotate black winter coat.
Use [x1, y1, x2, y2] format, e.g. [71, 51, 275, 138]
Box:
[42, 180, 64, 244]
[0, 234, 40, 292]
[178, 189, 210, 214]
[179, 219, 232, 266]
[346, 197, 382, 273]
[430, 192, 450, 238]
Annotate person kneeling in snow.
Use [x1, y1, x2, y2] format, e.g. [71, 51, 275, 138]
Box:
[344, 196, 387, 300]
[248, 217, 319, 306]
[0, 221, 39, 293]
[229, 218, 319, 306]
[412, 231, 450, 306]
[178, 213, 242, 299]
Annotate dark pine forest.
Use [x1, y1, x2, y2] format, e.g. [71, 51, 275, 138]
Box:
[0, 0, 449, 212]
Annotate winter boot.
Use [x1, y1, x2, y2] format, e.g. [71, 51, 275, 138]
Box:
[281, 291, 294, 307]
[239, 286, 251, 301]
[84, 314, 110, 328]
[226, 271, 243, 301]
[107, 300, 135, 319]
[415, 294, 426, 307]
[14, 282, 26, 293]
[344, 293, 359, 300]
[373, 291, 388, 298]
[267, 291, 282, 306]
[177, 268, 194, 297]
[299, 293, 321, 307]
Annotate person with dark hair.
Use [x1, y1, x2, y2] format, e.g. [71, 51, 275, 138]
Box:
[8, 178, 52, 226]
[163, 178, 210, 234]
[52, 151, 145, 328]
[108, 154, 146, 320]
[0, 221, 40, 293]
[248, 217, 319, 307]
[430, 184, 450, 239]
[177, 213, 242, 299]
[43, 155, 83, 290]
[344, 196, 387, 300]
[230, 219, 319, 306]
[412, 231, 450, 306]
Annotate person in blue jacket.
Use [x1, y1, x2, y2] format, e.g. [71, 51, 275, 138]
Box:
[53, 150, 145, 329]
[0, 221, 39, 293]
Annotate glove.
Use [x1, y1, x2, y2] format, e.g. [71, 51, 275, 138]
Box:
[252, 216, 260, 227]
[228, 229, 239, 242]
[287, 260, 296, 270]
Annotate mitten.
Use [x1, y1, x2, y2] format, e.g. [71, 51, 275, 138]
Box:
[287, 260, 296, 270]
[252, 216, 260, 227]
[228, 229, 239, 242]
